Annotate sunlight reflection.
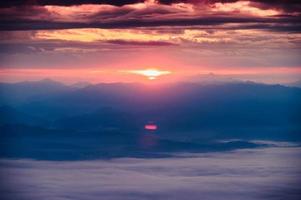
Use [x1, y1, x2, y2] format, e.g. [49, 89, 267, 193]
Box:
[144, 123, 158, 131]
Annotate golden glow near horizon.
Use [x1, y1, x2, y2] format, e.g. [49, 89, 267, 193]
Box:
[1, 67, 301, 84]
[128, 69, 171, 80]
[212, 1, 280, 16]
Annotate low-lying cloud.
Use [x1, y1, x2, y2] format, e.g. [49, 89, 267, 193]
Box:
[1, 147, 301, 200]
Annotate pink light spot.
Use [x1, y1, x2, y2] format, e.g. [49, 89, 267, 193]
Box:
[144, 124, 158, 131]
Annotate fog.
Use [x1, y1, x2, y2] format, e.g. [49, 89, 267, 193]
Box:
[1, 146, 301, 200]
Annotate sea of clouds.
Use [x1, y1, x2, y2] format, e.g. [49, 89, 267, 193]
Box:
[1, 146, 301, 200]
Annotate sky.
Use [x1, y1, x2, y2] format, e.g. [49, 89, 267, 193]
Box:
[0, 0, 300, 84]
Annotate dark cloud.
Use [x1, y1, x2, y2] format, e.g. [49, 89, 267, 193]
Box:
[0, 40, 175, 55]
[248, 0, 301, 13]
[106, 40, 176, 46]
[160, 0, 301, 12]
[0, 0, 300, 32]
[0, 6, 51, 21]
[0, 16, 300, 32]
[0, 0, 300, 13]
[0, 0, 145, 7]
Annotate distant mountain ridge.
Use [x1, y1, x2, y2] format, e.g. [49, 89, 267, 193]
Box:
[0, 79, 300, 141]
[287, 80, 301, 88]
[0, 79, 72, 105]
[0, 79, 300, 160]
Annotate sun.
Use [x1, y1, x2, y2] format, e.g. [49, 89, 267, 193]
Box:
[128, 68, 171, 80]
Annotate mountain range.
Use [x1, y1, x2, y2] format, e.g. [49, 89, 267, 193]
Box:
[0, 79, 300, 160]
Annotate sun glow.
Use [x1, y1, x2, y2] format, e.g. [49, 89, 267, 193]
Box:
[128, 69, 171, 80]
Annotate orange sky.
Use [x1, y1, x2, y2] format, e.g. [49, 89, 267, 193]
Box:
[0, 0, 300, 84]
[1, 66, 300, 84]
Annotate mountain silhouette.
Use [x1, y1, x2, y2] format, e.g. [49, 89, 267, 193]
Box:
[0, 80, 300, 159]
